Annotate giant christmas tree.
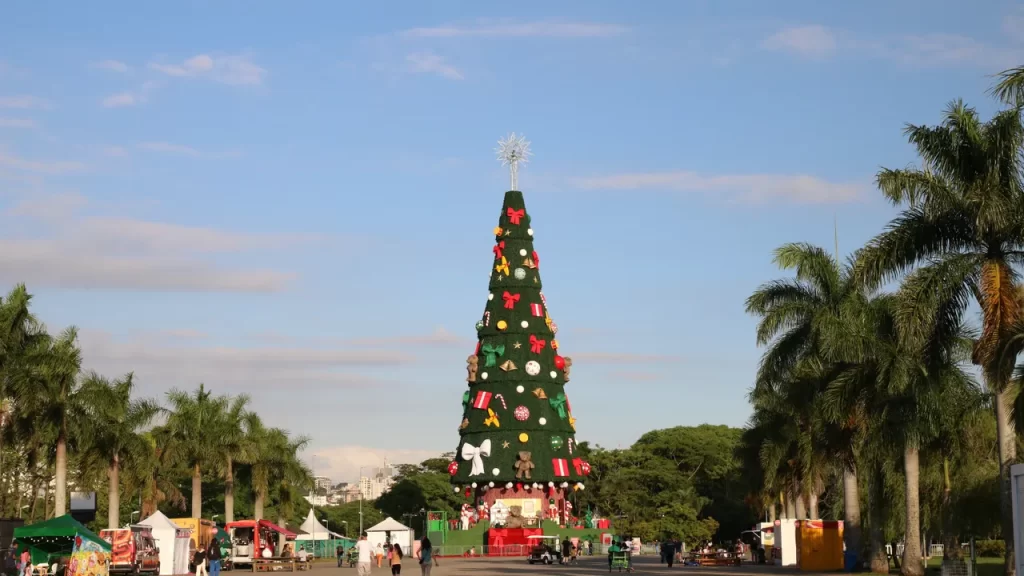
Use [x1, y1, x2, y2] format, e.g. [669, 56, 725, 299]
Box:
[450, 135, 589, 528]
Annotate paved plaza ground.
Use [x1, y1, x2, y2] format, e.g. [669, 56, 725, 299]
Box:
[308, 556, 820, 576]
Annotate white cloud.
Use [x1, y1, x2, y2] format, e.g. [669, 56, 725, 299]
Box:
[763, 25, 836, 58]
[401, 21, 628, 38]
[103, 146, 129, 157]
[101, 92, 137, 108]
[91, 60, 129, 73]
[571, 171, 863, 204]
[571, 352, 680, 364]
[0, 150, 87, 174]
[764, 22, 1024, 69]
[0, 96, 49, 110]
[76, 330, 412, 404]
[137, 141, 201, 156]
[0, 117, 35, 128]
[406, 52, 464, 80]
[306, 446, 444, 484]
[148, 54, 266, 85]
[345, 326, 471, 347]
[0, 192, 305, 292]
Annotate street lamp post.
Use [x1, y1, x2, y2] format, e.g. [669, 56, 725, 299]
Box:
[358, 466, 369, 536]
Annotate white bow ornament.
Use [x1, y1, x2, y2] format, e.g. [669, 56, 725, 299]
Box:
[461, 439, 492, 476]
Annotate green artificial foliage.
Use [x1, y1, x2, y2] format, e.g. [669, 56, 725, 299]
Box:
[451, 191, 585, 489]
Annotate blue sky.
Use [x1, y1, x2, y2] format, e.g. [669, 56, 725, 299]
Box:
[1, 0, 1020, 483]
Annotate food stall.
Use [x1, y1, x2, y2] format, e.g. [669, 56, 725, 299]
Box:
[13, 515, 112, 576]
[225, 520, 296, 567]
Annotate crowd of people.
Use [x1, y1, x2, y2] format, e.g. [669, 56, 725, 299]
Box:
[348, 534, 437, 576]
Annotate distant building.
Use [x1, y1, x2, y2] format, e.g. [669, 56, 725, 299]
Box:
[339, 485, 361, 503]
[304, 493, 328, 506]
[358, 458, 396, 500]
[313, 476, 333, 492]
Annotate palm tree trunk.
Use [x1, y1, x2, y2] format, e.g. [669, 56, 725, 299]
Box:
[769, 501, 777, 522]
[868, 470, 889, 574]
[254, 492, 264, 520]
[784, 492, 795, 519]
[225, 457, 234, 523]
[54, 436, 67, 516]
[191, 464, 202, 519]
[27, 478, 39, 521]
[794, 485, 807, 519]
[277, 515, 287, 553]
[995, 387, 1017, 576]
[902, 445, 923, 576]
[44, 480, 52, 519]
[108, 455, 120, 529]
[843, 465, 863, 564]
[808, 492, 819, 520]
[941, 458, 961, 559]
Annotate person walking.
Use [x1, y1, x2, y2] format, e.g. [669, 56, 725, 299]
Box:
[207, 538, 222, 576]
[336, 545, 344, 568]
[354, 535, 373, 576]
[375, 543, 384, 568]
[390, 544, 403, 575]
[193, 543, 207, 576]
[416, 537, 437, 576]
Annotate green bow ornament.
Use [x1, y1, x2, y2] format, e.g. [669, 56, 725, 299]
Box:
[462, 391, 471, 408]
[549, 393, 568, 419]
[481, 343, 505, 367]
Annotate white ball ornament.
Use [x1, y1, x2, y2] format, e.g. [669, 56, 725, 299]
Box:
[519, 249, 527, 256]
[506, 482, 513, 489]
[472, 482, 478, 488]
[548, 482, 555, 488]
[525, 361, 541, 376]
[550, 371, 557, 378]
[539, 417, 547, 425]
[489, 481, 495, 487]
[454, 487, 460, 493]
[481, 372, 488, 380]
[488, 293, 494, 301]
[516, 385, 525, 393]
[514, 267, 526, 280]
[520, 320, 529, 328]
[561, 482, 569, 488]
[527, 228, 534, 236]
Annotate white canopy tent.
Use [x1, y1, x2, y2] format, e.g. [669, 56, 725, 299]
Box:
[365, 517, 413, 552]
[294, 509, 344, 541]
[139, 510, 191, 576]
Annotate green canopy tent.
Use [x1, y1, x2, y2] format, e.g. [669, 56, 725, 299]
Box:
[14, 515, 111, 564]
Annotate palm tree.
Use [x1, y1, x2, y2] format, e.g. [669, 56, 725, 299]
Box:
[217, 394, 251, 524]
[79, 372, 160, 528]
[18, 327, 84, 517]
[245, 414, 271, 520]
[0, 286, 43, 479]
[992, 66, 1024, 108]
[165, 384, 228, 519]
[745, 243, 867, 556]
[854, 101, 1024, 574]
[132, 426, 187, 518]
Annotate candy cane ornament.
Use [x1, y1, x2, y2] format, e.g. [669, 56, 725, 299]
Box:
[484, 311, 491, 326]
[494, 393, 507, 409]
[568, 438, 574, 454]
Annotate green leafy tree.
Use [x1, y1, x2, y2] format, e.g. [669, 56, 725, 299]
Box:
[854, 101, 1024, 574]
[79, 372, 160, 528]
[217, 394, 252, 523]
[165, 384, 228, 518]
[746, 243, 867, 555]
[451, 191, 583, 502]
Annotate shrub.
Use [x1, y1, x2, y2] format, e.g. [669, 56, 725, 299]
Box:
[973, 540, 1005, 558]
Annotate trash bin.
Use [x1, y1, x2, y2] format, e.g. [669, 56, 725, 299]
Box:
[844, 551, 858, 572]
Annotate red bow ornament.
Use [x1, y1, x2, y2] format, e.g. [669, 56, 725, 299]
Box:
[529, 334, 546, 354]
[502, 291, 520, 309]
[532, 251, 540, 267]
[507, 207, 525, 225]
[493, 241, 505, 260]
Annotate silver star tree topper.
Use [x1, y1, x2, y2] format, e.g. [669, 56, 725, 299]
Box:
[496, 133, 532, 191]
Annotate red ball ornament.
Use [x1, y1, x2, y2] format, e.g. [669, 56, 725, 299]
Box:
[554, 355, 566, 370]
[464, 488, 471, 498]
[515, 482, 523, 491]
[448, 461, 459, 476]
